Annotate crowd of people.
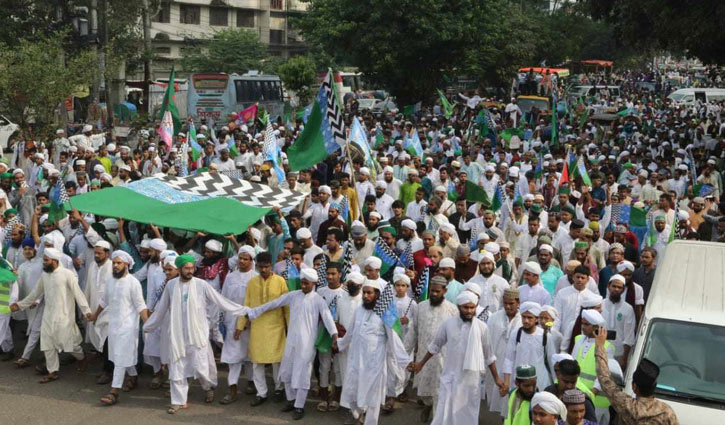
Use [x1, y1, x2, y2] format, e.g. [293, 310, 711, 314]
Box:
[1, 67, 719, 425]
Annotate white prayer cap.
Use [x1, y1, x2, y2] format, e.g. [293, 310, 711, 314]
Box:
[48, 169, 61, 178]
[523, 261, 542, 275]
[346, 271, 365, 284]
[462, 281, 482, 297]
[296, 228, 312, 240]
[235, 161, 244, 167]
[369, 211, 382, 220]
[407, 169, 418, 176]
[111, 250, 135, 267]
[678, 210, 689, 221]
[581, 293, 603, 308]
[160, 250, 177, 261]
[479, 251, 495, 264]
[401, 219, 417, 230]
[319, 185, 332, 195]
[100, 173, 112, 182]
[359, 167, 371, 176]
[197, 133, 206, 140]
[163, 256, 178, 268]
[439, 223, 456, 235]
[362, 278, 381, 291]
[609, 274, 625, 283]
[538, 244, 554, 254]
[42, 231, 65, 249]
[477, 232, 490, 242]
[524, 194, 535, 201]
[375, 180, 387, 189]
[541, 305, 558, 321]
[301, 268, 318, 282]
[451, 160, 461, 168]
[249, 227, 261, 242]
[237, 245, 256, 259]
[484, 242, 500, 254]
[532, 391, 567, 420]
[434, 185, 446, 193]
[43, 247, 63, 261]
[94, 240, 111, 251]
[107, 143, 116, 152]
[509, 167, 520, 177]
[638, 169, 648, 178]
[119, 164, 131, 172]
[102, 218, 118, 230]
[552, 353, 574, 365]
[94, 164, 105, 173]
[456, 291, 478, 306]
[485, 164, 495, 172]
[582, 309, 606, 327]
[12, 169, 24, 176]
[616, 260, 634, 272]
[76, 159, 86, 166]
[383, 166, 394, 173]
[364, 256, 382, 270]
[519, 301, 541, 316]
[439, 257, 456, 269]
[56, 129, 65, 134]
[149, 238, 166, 252]
[205, 239, 223, 252]
[139, 239, 151, 249]
[394, 274, 410, 286]
[82, 124, 93, 132]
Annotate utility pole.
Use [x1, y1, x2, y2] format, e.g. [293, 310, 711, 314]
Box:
[89, 0, 99, 105]
[99, 0, 112, 126]
[142, 0, 152, 115]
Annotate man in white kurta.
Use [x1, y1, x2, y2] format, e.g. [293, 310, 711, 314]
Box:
[468, 252, 510, 318]
[219, 246, 257, 404]
[601, 274, 636, 369]
[142, 254, 247, 413]
[14, 241, 44, 366]
[553, 265, 597, 352]
[92, 251, 149, 404]
[485, 288, 522, 415]
[411, 292, 502, 425]
[245, 268, 338, 420]
[336, 271, 364, 389]
[144, 253, 178, 387]
[83, 240, 113, 381]
[316, 262, 346, 411]
[339, 279, 411, 425]
[11, 248, 93, 382]
[403, 277, 458, 421]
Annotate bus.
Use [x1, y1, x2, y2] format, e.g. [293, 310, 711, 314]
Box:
[187, 72, 284, 123]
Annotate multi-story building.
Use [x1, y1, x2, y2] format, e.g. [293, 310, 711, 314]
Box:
[149, 0, 307, 75]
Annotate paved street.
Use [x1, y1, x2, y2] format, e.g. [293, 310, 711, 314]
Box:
[0, 345, 502, 425]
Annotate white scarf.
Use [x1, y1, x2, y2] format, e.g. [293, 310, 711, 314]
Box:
[462, 318, 486, 374]
[170, 277, 208, 362]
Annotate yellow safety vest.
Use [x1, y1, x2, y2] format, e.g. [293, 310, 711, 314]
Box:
[505, 389, 531, 425]
[0, 281, 10, 315]
[574, 334, 611, 408]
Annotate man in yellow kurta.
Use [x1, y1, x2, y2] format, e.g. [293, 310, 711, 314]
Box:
[236, 251, 289, 405]
[340, 173, 360, 221]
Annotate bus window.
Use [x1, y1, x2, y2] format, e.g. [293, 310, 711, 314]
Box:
[694, 91, 706, 103]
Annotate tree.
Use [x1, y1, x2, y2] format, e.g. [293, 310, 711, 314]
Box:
[0, 33, 97, 137]
[277, 56, 317, 105]
[586, 0, 725, 64]
[180, 28, 268, 74]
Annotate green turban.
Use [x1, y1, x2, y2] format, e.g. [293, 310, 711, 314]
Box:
[558, 185, 570, 195]
[379, 226, 397, 237]
[0, 172, 12, 180]
[574, 241, 589, 250]
[3, 208, 18, 217]
[175, 254, 196, 269]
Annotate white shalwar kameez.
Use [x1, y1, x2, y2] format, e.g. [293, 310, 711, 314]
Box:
[391, 294, 417, 394]
[83, 259, 112, 352]
[468, 273, 510, 314]
[339, 307, 411, 425]
[336, 291, 362, 385]
[317, 285, 345, 389]
[143, 267, 168, 372]
[502, 326, 556, 404]
[143, 277, 246, 406]
[16, 267, 91, 373]
[100, 274, 147, 388]
[16, 258, 44, 360]
[484, 309, 522, 415]
[0, 281, 18, 353]
[248, 290, 337, 408]
[429, 316, 496, 425]
[220, 269, 256, 386]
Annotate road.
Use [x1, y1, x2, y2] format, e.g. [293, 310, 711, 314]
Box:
[0, 347, 503, 425]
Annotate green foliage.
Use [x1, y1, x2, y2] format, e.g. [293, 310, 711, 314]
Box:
[180, 28, 268, 74]
[0, 33, 97, 136]
[277, 56, 318, 105]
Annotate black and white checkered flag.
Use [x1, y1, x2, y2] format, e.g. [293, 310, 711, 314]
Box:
[415, 265, 429, 298]
[373, 282, 395, 319]
[317, 254, 329, 289]
[322, 70, 346, 147]
[2, 215, 20, 245]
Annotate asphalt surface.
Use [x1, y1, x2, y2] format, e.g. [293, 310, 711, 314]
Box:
[0, 331, 503, 425]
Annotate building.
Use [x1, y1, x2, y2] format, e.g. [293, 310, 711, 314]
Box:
[149, 0, 307, 75]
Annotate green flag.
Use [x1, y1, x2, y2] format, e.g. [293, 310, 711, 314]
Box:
[437, 89, 453, 119]
[403, 104, 415, 116]
[158, 67, 181, 136]
[551, 110, 558, 146]
[464, 181, 491, 206]
[287, 101, 329, 171]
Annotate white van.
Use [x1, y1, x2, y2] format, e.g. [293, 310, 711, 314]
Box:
[567, 85, 621, 104]
[667, 88, 725, 106]
[625, 240, 725, 424]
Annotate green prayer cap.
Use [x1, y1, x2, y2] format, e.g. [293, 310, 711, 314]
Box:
[0, 172, 12, 180]
[516, 364, 537, 380]
[530, 204, 543, 214]
[379, 226, 397, 237]
[3, 208, 18, 217]
[91, 179, 101, 187]
[574, 241, 589, 250]
[175, 254, 196, 269]
[558, 185, 570, 195]
[654, 215, 666, 223]
[623, 162, 634, 169]
[513, 198, 523, 207]
[563, 205, 576, 216]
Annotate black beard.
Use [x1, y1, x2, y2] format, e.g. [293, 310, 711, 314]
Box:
[459, 311, 473, 322]
[363, 299, 376, 310]
[520, 390, 535, 401]
[376, 192, 384, 199]
[348, 285, 361, 296]
[481, 270, 493, 278]
[610, 293, 622, 303]
[42, 264, 55, 273]
[112, 268, 127, 279]
[429, 296, 444, 306]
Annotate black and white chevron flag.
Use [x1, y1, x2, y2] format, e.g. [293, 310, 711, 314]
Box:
[322, 70, 346, 147]
[154, 172, 306, 212]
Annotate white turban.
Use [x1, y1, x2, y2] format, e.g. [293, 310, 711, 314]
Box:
[677, 210, 689, 221]
[434, 185, 446, 193]
[362, 278, 381, 291]
[140, 239, 151, 249]
[532, 391, 568, 420]
[394, 274, 410, 286]
[94, 240, 111, 251]
[456, 291, 479, 306]
[149, 238, 166, 252]
[401, 219, 417, 230]
[581, 293, 603, 308]
[364, 257, 382, 270]
[111, 250, 135, 268]
[439, 223, 456, 235]
[552, 353, 574, 365]
[43, 247, 63, 261]
[439, 257, 456, 269]
[609, 274, 625, 283]
[296, 228, 312, 240]
[523, 261, 542, 275]
[376, 181, 388, 189]
[346, 271, 365, 284]
[484, 242, 500, 254]
[301, 268, 318, 282]
[369, 211, 382, 220]
[479, 252, 495, 264]
[83, 124, 93, 133]
[462, 281, 482, 297]
[582, 309, 607, 327]
[359, 167, 371, 176]
[519, 301, 541, 316]
[541, 305, 558, 320]
[616, 260, 634, 272]
[102, 218, 118, 230]
[538, 244, 554, 254]
[163, 256, 178, 268]
[42, 231, 65, 249]
[238, 245, 256, 259]
[249, 227, 262, 242]
[205, 239, 223, 252]
[319, 185, 332, 195]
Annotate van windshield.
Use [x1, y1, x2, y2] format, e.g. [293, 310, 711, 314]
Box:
[642, 319, 725, 405]
[668, 93, 686, 101]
